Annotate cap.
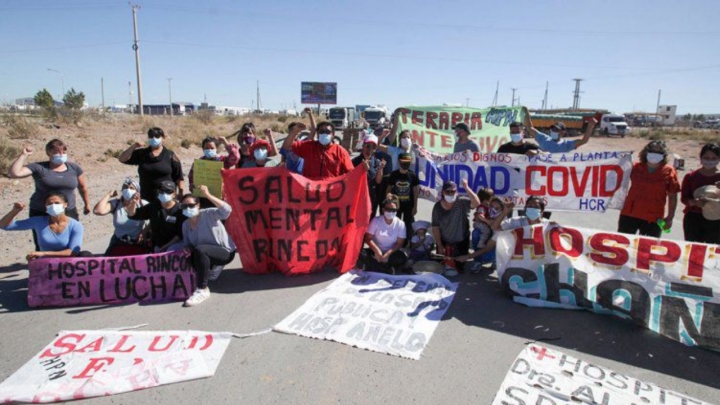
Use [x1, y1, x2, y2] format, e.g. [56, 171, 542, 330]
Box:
[398, 152, 412, 162]
[412, 220, 431, 232]
[442, 180, 457, 192]
[363, 134, 379, 145]
[453, 122, 471, 134]
[249, 139, 271, 156]
[694, 185, 720, 220]
[158, 180, 176, 194]
[551, 122, 566, 131]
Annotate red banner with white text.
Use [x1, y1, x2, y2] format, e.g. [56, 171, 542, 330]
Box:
[222, 166, 371, 275]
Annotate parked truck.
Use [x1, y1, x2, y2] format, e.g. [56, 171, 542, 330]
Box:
[328, 107, 357, 130]
[600, 113, 629, 137]
[363, 105, 390, 128]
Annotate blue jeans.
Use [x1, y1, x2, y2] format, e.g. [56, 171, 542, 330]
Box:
[471, 229, 496, 264]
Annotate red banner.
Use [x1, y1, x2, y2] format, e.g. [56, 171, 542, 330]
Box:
[222, 166, 370, 275]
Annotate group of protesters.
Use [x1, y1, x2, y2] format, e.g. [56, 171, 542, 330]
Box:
[2, 105, 720, 306]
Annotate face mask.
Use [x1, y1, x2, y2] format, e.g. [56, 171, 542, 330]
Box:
[549, 131, 559, 141]
[399, 162, 411, 171]
[122, 188, 136, 201]
[490, 208, 501, 218]
[243, 136, 255, 145]
[254, 148, 268, 161]
[183, 207, 199, 218]
[51, 154, 67, 165]
[444, 194, 457, 203]
[318, 133, 332, 146]
[701, 159, 719, 169]
[400, 138, 411, 149]
[384, 211, 396, 220]
[510, 133, 523, 143]
[157, 193, 173, 203]
[525, 207, 542, 221]
[46, 203, 65, 217]
[149, 137, 162, 148]
[646, 153, 663, 164]
[203, 149, 217, 159]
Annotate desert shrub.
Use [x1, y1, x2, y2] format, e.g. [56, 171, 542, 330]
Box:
[181, 139, 192, 149]
[193, 110, 214, 125]
[2, 114, 36, 139]
[0, 138, 21, 175]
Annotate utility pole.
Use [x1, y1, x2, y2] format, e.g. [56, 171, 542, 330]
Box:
[127, 81, 132, 110]
[465, 98, 470, 107]
[511, 88, 517, 107]
[256, 80, 261, 111]
[656, 89, 662, 113]
[101, 78, 105, 111]
[130, 3, 144, 116]
[572, 78, 583, 110]
[167, 78, 173, 117]
[491, 81, 499, 106]
[542, 81, 548, 111]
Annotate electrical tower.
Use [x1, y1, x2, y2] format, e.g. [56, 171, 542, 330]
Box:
[572, 78, 583, 110]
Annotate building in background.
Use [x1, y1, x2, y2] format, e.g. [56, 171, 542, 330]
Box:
[657, 105, 677, 126]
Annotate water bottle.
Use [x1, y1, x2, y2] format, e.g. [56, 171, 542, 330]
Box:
[656, 218, 671, 234]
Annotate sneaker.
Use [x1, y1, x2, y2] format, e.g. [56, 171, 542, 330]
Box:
[467, 262, 483, 274]
[184, 288, 210, 307]
[208, 265, 224, 281]
[443, 267, 458, 277]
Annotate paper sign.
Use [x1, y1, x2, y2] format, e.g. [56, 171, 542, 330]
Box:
[192, 159, 224, 198]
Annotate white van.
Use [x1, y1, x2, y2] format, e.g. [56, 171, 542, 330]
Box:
[600, 114, 629, 137]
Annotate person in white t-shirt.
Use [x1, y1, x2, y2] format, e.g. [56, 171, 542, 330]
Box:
[357, 194, 408, 274]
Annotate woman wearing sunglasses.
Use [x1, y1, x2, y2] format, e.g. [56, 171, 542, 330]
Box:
[357, 194, 409, 274]
[118, 127, 184, 203]
[179, 185, 236, 307]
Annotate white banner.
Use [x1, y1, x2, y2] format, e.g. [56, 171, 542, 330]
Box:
[0, 330, 232, 403]
[495, 224, 720, 349]
[273, 270, 457, 360]
[492, 344, 714, 405]
[412, 148, 633, 212]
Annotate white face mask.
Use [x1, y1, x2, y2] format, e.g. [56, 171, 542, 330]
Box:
[444, 194, 457, 203]
[525, 208, 542, 221]
[183, 207, 199, 218]
[510, 133, 523, 143]
[157, 193, 173, 203]
[400, 138, 411, 149]
[701, 159, 719, 169]
[122, 188, 136, 201]
[318, 133, 332, 146]
[254, 148, 268, 161]
[46, 203, 65, 217]
[549, 131, 560, 141]
[384, 211, 396, 220]
[646, 153, 664, 164]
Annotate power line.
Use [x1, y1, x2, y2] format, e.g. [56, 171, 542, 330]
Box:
[1, 41, 127, 53]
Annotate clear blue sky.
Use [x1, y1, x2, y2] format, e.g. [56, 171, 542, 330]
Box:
[1, 0, 718, 114]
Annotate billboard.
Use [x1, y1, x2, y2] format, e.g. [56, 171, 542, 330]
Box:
[301, 82, 337, 104]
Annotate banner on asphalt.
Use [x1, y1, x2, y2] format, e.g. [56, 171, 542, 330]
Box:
[274, 271, 457, 360]
[28, 251, 196, 308]
[495, 224, 720, 349]
[0, 330, 232, 403]
[222, 166, 371, 275]
[394, 105, 530, 154]
[492, 344, 712, 405]
[411, 149, 632, 212]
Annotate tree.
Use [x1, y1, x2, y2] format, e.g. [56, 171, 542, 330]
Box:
[62, 88, 85, 110]
[34, 88, 54, 110]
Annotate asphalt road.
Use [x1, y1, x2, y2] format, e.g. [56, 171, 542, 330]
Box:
[0, 192, 718, 405]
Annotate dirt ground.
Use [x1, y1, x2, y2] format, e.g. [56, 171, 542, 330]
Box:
[0, 115, 713, 269]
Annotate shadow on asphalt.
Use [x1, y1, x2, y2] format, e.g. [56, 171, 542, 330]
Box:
[0, 268, 30, 313]
[450, 270, 720, 391]
[207, 267, 339, 295]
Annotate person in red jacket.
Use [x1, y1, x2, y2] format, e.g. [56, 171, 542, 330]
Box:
[680, 143, 720, 243]
[618, 140, 680, 237]
[281, 120, 353, 180]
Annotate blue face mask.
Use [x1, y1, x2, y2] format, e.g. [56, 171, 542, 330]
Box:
[254, 148, 268, 161]
[51, 154, 67, 165]
[549, 131, 560, 141]
[183, 207, 199, 218]
[203, 149, 217, 159]
[525, 207, 542, 221]
[149, 137, 162, 148]
[318, 133, 332, 146]
[122, 188, 136, 201]
[510, 133, 523, 143]
[46, 203, 65, 217]
[157, 193, 173, 203]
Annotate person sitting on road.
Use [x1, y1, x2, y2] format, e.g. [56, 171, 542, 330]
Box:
[0, 192, 86, 261]
[431, 179, 481, 277]
[242, 135, 279, 168]
[189, 136, 240, 208]
[531, 119, 597, 153]
[453, 122, 480, 153]
[357, 194, 409, 274]
[127, 180, 186, 253]
[408, 220, 435, 264]
[180, 186, 237, 307]
[282, 120, 354, 180]
[93, 177, 150, 256]
[497, 122, 540, 157]
[467, 188, 496, 273]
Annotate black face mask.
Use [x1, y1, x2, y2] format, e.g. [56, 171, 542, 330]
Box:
[400, 162, 411, 170]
